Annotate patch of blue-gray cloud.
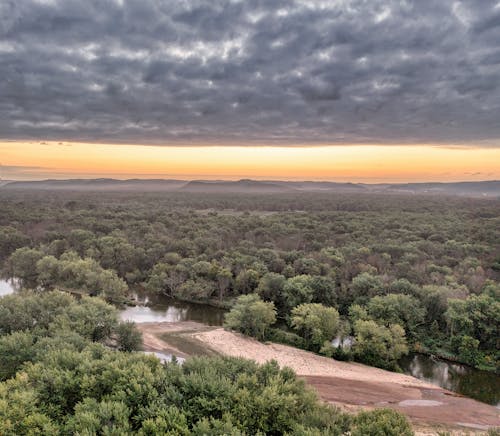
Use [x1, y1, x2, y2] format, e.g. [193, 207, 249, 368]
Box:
[0, 0, 499, 145]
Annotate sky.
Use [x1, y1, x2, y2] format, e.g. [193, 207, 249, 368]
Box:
[1, 0, 500, 181]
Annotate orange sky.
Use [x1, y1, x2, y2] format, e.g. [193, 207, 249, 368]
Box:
[1, 141, 499, 182]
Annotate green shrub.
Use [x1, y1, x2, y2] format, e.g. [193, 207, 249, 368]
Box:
[266, 328, 305, 348]
[351, 408, 414, 436]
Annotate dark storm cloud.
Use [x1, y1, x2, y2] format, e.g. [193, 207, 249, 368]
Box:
[1, 0, 499, 145]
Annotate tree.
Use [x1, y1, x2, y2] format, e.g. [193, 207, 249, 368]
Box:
[1, 189, 499, 376]
[67, 229, 95, 256]
[0, 226, 29, 262]
[138, 406, 190, 435]
[349, 273, 385, 304]
[65, 398, 131, 435]
[30, 253, 129, 304]
[8, 247, 44, 287]
[351, 409, 413, 436]
[310, 275, 338, 306]
[367, 294, 426, 340]
[115, 321, 143, 352]
[50, 296, 119, 342]
[146, 262, 186, 296]
[456, 335, 481, 366]
[293, 257, 322, 275]
[445, 298, 472, 338]
[176, 278, 217, 301]
[291, 303, 340, 351]
[97, 269, 128, 304]
[282, 275, 315, 312]
[388, 278, 420, 296]
[0, 345, 356, 435]
[95, 235, 139, 278]
[234, 269, 259, 294]
[0, 291, 74, 335]
[0, 378, 60, 435]
[446, 294, 500, 352]
[0, 331, 35, 380]
[348, 304, 370, 323]
[256, 272, 286, 313]
[191, 416, 242, 435]
[224, 294, 276, 340]
[36, 255, 61, 289]
[214, 265, 232, 302]
[352, 320, 408, 369]
[418, 285, 455, 328]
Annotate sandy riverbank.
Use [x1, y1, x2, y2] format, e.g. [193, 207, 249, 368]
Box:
[138, 321, 500, 434]
[193, 327, 434, 387]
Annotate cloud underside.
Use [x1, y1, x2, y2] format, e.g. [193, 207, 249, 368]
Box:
[1, 0, 499, 145]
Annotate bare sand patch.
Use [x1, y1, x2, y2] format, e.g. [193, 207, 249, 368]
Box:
[193, 327, 434, 387]
[139, 322, 500, 433]
[137, 321, 211, 358]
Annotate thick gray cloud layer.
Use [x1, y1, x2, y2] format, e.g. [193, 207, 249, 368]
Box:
[1, 0, 499, 145]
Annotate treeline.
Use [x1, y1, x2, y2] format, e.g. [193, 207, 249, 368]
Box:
[7, 248, 128, 304]
[223, 294, 410, 370]
[0, 191, 499, 370]
[0, 291, 414, 435]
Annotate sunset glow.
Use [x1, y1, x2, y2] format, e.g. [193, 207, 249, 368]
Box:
[2, 142, 499, 182]
[2, 1, 500, 185]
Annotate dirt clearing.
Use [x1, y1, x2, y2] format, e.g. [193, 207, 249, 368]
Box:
[139, 321, 500, 434]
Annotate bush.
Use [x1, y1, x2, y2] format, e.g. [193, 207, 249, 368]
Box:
[266, 328, 305, 348]
[115, 320, 143, 352]
[352, 320, 408, 370]
[291, 303, 340, 352]
[351, 409, 414, 436]
[224, 294, 276, 340]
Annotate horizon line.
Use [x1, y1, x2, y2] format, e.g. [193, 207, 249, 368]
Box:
[2, 177, 500, 185]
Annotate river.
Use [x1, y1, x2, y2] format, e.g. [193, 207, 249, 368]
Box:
[120, 291, 225, 326]
[1, 279, 498, 407]
[399, 353, 499, 407]
[122, 291, 499, 407]
[0, 278, 19, 297]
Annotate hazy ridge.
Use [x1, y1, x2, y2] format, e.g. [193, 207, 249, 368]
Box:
[2, 178, 500, 198]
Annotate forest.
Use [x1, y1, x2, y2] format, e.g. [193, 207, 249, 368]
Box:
[1, 290, 420, 435]
[0, 190, 499, 375]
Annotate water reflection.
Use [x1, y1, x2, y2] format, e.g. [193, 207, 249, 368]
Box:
[4, 280, 496, 407]
[121, 291, 225, 326]
[0, 279, 18, 297]
[400, 353, 500, 407]
[142, 351, 186, 365]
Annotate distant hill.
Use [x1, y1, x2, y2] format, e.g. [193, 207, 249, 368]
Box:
[1, 178, 499, 198]
[180, 179, 294, 193]
[281, 181, 368, 192]
[384, 181, 500, 197]
[1, 178, 185, 191]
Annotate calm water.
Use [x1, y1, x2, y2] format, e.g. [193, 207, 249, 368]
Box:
[399, 353, 499, 407]
[143, 351, 186, 365]
[120, 291, 225, 326]
[2, 279, 498, 406]
[0, 279, 17, 296]
[127, 292, 499, 406]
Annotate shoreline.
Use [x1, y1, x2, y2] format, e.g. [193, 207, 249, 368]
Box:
[129, 291, 498, 374]
[137, 321, 500, 434]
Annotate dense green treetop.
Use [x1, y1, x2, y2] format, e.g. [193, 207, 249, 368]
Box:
[0, 292, 414, 435]
[1, 191, 498, 369]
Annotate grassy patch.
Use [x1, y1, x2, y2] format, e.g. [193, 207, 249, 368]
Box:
[159, 329, 220, 357]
